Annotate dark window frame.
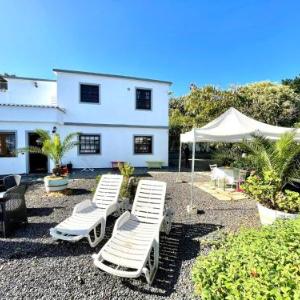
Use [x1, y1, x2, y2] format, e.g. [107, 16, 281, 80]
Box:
[135, 88, 152, 110]
[0, 132, 16, 157]
[133, 135, 153, 154]
[78, 134, 101, 155]
[79, 83, 100, 104]
[0, 78, 8, 91]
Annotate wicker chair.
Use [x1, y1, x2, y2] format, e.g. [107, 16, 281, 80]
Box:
[3, 175, 21, 190]
[0, 184, 27, 237]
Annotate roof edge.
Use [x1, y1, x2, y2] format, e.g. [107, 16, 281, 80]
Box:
[1, 75, 56, 82]
[53, 68, 172, 85]
[0, 103, 65, 112]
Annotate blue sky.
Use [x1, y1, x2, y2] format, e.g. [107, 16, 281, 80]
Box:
[1, 0, 300, 95]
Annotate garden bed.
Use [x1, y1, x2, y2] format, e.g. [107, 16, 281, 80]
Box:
[0, 171, 260, 299]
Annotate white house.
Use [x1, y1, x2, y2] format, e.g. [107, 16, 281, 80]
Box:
[0, 69, 171, 175]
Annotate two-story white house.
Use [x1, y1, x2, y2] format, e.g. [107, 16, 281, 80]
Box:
[0, 69, 171, 175]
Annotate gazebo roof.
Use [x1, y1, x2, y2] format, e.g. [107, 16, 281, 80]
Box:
[180, 107, 300, 143]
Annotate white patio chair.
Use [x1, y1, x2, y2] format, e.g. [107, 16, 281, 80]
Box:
[233, 169, 248, 191]
[92, 180, 168, 285]
[50, 174, 123, 247]
[209, 164, 219, 187]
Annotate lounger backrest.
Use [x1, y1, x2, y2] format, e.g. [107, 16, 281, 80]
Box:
[131, 180, 167, 224]
[92, 174, 123, 209]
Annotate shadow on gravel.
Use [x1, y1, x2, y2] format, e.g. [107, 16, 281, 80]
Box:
[27, 207, 64, 217]
[0, 216, 118, 260]
[68, 188, 91, 196]
[122, 222, 222, 297]
[1, 222, 59, 240]
[0, 238, 97, 260]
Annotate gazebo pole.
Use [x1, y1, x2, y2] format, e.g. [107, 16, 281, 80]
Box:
[178, 141, 182, 173]
[176, 140, 182, 182]
[188, 128, 196, 214]
[190, 138, 196, 207]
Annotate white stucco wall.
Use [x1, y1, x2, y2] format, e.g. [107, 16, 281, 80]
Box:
[0, 106, 63, 124]
[0, 77, 56, 105]
[56, 72, 170, 126]
[60, 125, 168, 168]
[0, 70, 170, 175]
[0, 123, 168, 175]
[0, 122, 55, 175]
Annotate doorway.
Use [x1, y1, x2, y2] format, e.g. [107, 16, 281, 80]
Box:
[28, 132, 48, 173]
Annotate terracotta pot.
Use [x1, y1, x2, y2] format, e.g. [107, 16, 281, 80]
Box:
[52, 166, 61, 176]
[257, 202, 299, 225]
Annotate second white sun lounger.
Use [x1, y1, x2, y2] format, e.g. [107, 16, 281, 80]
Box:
[50, 174, 123, 247]
[92, 179, 167, 284]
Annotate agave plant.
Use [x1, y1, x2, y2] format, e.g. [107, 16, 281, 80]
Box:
[18, 129, 79, 175]
[241, 131, 300, 190]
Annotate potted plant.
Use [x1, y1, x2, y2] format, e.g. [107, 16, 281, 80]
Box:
[241, 132, 300, 225]
[18, 129, 79, 192]
[118, 162, 136, 211]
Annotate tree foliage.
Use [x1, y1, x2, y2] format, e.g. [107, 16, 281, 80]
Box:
[282, 74, 300, 94]
[169, 82, 300, 150]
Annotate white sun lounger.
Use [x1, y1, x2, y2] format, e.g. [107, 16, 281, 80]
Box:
[50, 174, 123, 247]
[92, 179, 167, 285]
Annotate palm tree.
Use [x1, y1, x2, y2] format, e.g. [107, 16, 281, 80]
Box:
[241, 131, 300, 190]
[18, 129, 79, 175]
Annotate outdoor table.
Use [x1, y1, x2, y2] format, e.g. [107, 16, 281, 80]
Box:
[211, 167, 238, 189]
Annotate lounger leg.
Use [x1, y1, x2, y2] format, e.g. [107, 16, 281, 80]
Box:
[143, 239, 159, 285]
[87, 219, 106, 247]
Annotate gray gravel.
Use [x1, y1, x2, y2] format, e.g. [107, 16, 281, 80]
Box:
[0, 171, 260, 299]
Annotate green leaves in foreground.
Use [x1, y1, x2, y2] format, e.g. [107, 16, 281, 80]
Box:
[192, 217, 300, 300]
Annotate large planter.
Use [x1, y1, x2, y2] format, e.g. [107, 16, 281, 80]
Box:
[44, 176, 68, 193]
[257, 202, 299, 225]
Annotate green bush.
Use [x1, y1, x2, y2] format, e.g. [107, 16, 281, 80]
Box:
[118, 163, 137, 202]
[242, 171, 300, 213]
[276, 190, 300, 213]
[192, 217, 300, 299]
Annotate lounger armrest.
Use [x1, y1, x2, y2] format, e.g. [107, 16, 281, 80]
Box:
[73, 199, 94, 214]
[158, 216, 165, 231]
[113, 211, 131, 234]
[105, 203, 119, 217]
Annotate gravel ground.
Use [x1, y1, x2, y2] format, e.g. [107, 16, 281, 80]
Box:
[0, 171, 260, 300]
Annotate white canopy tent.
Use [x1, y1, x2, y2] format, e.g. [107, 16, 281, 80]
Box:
[179, 107, 300, 213]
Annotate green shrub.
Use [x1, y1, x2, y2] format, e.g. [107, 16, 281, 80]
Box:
[118, 163, 137, 201]
[118, 163, 134, 178]
[192, 217, 300, 299]
[242, 171, 300, 213]
[95, 174, 102, 184]
[276, 190, 300, 213]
